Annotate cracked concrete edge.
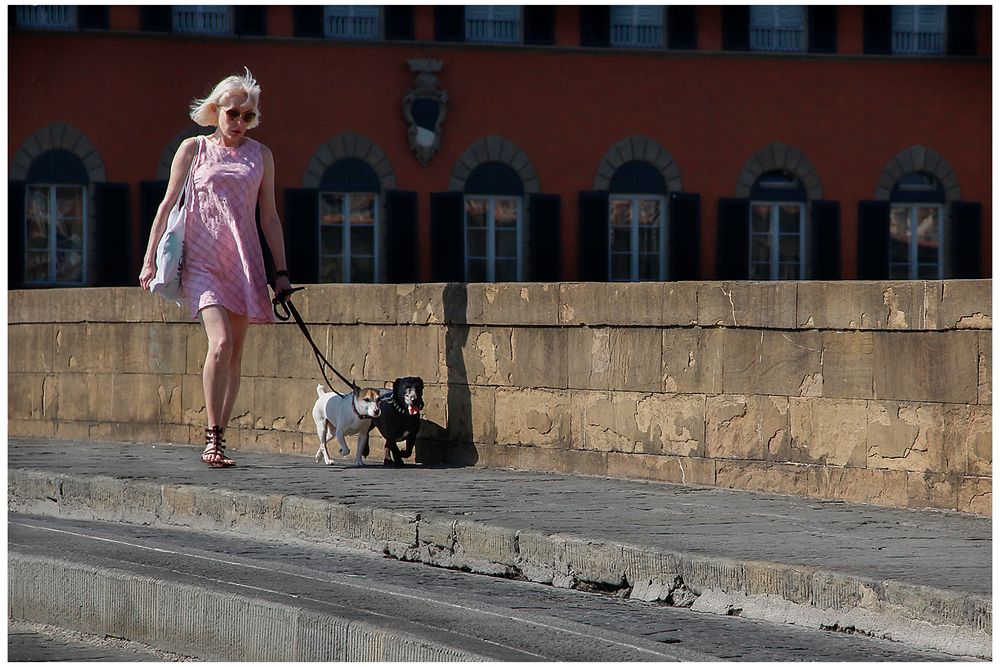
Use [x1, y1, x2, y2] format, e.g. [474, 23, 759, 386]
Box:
[8, 551, 488, 662]
[8, 468, 991, 658]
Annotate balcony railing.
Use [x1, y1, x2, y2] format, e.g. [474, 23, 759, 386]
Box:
[611, 24, 663, 48]
[466, 18, 519, 43]
[893, 30, 945, 54]
[15, 5, 74, 29]
[326, 15, 379, 40]
[173, 7, 231, 35]
[750, 27, 805, 52]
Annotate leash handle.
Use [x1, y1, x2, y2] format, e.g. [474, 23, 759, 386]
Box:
[272, 286, 306, 321]
[274, 289, 360, 394]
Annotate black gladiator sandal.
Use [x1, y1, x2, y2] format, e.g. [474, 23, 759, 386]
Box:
[201, 426, 235, 468]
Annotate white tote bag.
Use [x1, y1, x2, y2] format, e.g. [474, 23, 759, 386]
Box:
[149, 137, 201, 304]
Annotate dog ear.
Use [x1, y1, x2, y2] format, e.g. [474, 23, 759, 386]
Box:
[393, 377, 401, 394]
[415, 377, 424, 390]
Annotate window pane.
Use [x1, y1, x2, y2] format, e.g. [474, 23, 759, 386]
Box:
[750, 235, 770, 263]
[496, 229, 517, 258]
[467, 257, 487, 282]
[495, 258, 517, 282]
[609, 225, 630, 253]
[26, 188, 50, 250]
[778, 205, 801, 233]
[321, 257, 343, 283]
[26, 251, 50, 282]
[495, 198, 519, 227]
[889, 207, 911, 265]
[917, 263, 940, 280]
[465, 198, 487, 228]
[349, 194, 376, 226]
[609, 199, 631, 227]
[638, 253, 658, 280]
[779, 235, 800, 263]
[350, 226, 374, 256]
[56, 249, 83, 283]
[638, 226, 658, 254]
[321, 225, 342, 256]
[751, 205, 770, 233]
[778, 262, 800, 280]
[467, 228, 487, 257]
[610, 253, 631, 281]
[750, 262, 771, 280]
[320, 193, 344, 225]
[350, 257, 375, 283]
[889, 264, 910, 280]
[26, 217, 50, 251]
[638, 199, 660, 226]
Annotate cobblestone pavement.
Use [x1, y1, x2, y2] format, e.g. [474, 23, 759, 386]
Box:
[8, 438, 990, 597]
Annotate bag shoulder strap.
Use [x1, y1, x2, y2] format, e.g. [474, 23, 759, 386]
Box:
[176, 136, 202, 210]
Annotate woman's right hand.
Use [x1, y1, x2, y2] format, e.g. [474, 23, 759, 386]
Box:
[139, 258, 157, 291]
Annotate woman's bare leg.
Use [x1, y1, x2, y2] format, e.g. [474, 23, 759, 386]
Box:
[219, 311, 250, 428]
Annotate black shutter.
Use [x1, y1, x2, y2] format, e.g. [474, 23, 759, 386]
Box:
[94, 183, 131, 286]
[140, 6, 172, 32]
[140, 181, 167, 255]
[385, 190, 418, 283]
[435, 6, 465, 43]
[293, 6, 323, 38]
[529, 194, 561, 281]
[810, 200, 841, 280]
[716, 199, 750, 280]
[808, 6, 837, 53]
[857, 200, 890, 279]
[78, 6, 110, 30]
[235, 6, 267, 36]
[430, 192, 465, 282]
[284, 189, 319, 283]
[667, 6, 697, 50]
[669, 192, 700, 280]
[721, 6, 750, 51]
[863, 6, 892, 55]
[384, 6, 414, 41]
[9, 182, 25, 289]
[580, 6, 610, 47]
[578, 191, 609, 281]
[524, 5, 556, 46]
[947, 6, 977, 55]
[950, 201, 982, 278]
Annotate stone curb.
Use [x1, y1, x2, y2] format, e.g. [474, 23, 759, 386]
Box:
[8, 468, 991, 659]
[8, 552, 487, 662]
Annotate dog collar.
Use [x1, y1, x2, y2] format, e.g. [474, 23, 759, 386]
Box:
[352, 400, 373, 420]
[387, 395, 420, 416]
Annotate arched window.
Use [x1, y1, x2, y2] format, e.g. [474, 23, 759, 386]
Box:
[609, 160, 667, 281]
[749, 170, 806, 280]
[464, 162, 524, 282]
[24, 149, 89, 285]
[889, 172, 945, 279]
[319, 158, 380, 283]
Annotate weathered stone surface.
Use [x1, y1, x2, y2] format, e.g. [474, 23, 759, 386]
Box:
[796, 282, 863, 329]
[699, 282, 796, 329]
[662, 327, 723, 395]
[957, 476, 991, 516]
[944, 404, 992, 477]
[939, 280, 992, 329]
[252, 377, 312, 434]
[515, 445, 609, 478]
[558, 283, 608, 325]
[721, 330, 822, 397]
[789, 398, 868, 467]
[572, 391, 704, 456]
[873, 331, 978, 404]
[859, 282, 940, 330]
[445, 326, 513, 386]
[56, 372, 115, 422]
[473, 283, 559, 326]
[977, 331, 991, 404]
[8, 323, 55, 372]
[606, 452, 715, 486]
[495, 387, 568, 448]
[510, 328, 568, 389]
[8, 373, 53, 422]
[396, 284, 446, 324]
[867, 402, 945, 473]
[568, 327, 661, 392]
[821, 331, 874, 400]
[123, 323, 187, 375]
[55, 323, 124, 373]
[706, 394, 788, 461]
[906, 472, 959, 512]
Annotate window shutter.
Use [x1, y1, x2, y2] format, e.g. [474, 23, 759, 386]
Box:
[79, 6, 110, 30]
[435, 6, 465, 42]
[947, 6, 977, 55]
[578, 191, 609, 281]
[293, 5, 323, 38]
[857, 200, 890, 279]
[284, 189, 319, 283]
[94, 182, 131, 287]
[716, 199, 750, 280]
[667, 6, 697, 49]
[529, 194, 561, 281]
[668, 192, 700, 280]
[950, 201, 982, 278]
[721, 6, 750, 51]
[384, 5, 414, 40]
[140, 6, 172, 32]
[580, 6, 610, 47]
[9, 182, 25, 289]
[524, 5, 555, 45]
[430, 192, 465, 282]
[863, 6, 892, 54]
[235, 6, 267, 36]
[810, 200, 841, 280]
[385, 190, 419, 283]
[140, 181, 167, 254]
[808, 6, 837, 53]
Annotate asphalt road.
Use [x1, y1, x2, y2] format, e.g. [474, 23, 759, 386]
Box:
[8, 514, 966, 662]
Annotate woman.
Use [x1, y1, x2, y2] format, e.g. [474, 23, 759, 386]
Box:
[140, 68, 292, 468]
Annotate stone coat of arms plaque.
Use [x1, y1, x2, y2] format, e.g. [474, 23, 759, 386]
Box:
[403, 59, 448, 166]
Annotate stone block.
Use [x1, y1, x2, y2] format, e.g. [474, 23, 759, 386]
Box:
[821, 331, 874, 399]
[906, 472, 959, 512]
[185, 326, 208, 375]
[571, 390, 703, 456]
[8, 418, 56, 438]
[818, 465, 909, 507]
[706, 394, 788, 462]
[495, 387, 569, 448]
[110, 373, 174, 424]
[473, 283, 559, 326]
[957, 476, 991, 516]
[181, 374, 207, 426]
[445, 326, 513, 386]
[443, 384, 495, 444]
[249, 321, 321, 380]
[698, 282, 796, 329]
[521, 330, 573, 388]
[402, 325, 442, 384]
[558, 283, 609, 325]
[788, 397, 868, 467]
[722, 330, 822, 397]
[873, 331, 978, 404]
[396, 284, 450, 324]
[417, 516, 456, 549]
[57, 372, 114, 422]
[604, 283, 662, 326]
[454, 521, 518, 567]
[978, 331, 991, 404]
[606, 452, 714, 486]
[858, 282, 939, 330]
[8, 323, 55, 372]
[54, 323, 124, 373]
[123, 323, 188, 375]
[662, 283, 700, 326]
[944, 404, 992, 476]
[8, 373, 53, 421]
[662, 327, 723, 395]
[797, 282, 863, 329]
[516, 444, 609, 478]
[568, 327, 660, 392]
[938, 280, 991, 330]
[866, 401, 945, 473]
[319, 325, 370, 386]
[252, 377, 313, 433]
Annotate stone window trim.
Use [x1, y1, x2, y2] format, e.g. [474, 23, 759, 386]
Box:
[874, 145, 961, 202]
[734, 142, 822, 200]
[593, 135, 683, 193]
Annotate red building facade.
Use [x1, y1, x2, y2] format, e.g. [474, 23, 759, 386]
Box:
[8, 5, 991, 289]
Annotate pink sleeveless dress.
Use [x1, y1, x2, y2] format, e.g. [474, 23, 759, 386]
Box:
[183, 137, 274, 323]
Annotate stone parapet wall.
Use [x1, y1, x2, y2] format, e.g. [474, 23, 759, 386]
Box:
[8, 281, 992, 515]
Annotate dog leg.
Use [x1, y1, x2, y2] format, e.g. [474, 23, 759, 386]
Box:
[354, 430, 369, 468]
[315, 419, 332, 464]
[336, 431, 350, 457]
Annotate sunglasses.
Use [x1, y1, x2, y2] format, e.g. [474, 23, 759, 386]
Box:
[223, 108, 257, 124]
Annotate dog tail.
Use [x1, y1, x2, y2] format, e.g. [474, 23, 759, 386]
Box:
[316, 384, 325, 397]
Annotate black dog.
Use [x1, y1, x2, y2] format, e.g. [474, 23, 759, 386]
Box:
[366, 377, 424, 466]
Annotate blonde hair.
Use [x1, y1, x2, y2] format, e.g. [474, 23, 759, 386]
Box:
[189, 67, 261, 129]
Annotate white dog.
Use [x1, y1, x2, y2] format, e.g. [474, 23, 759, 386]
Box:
[311, 384, 382, 466]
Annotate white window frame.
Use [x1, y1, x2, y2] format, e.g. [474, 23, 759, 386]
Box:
[892, 5, 946, 54]
[888, 203, 945, 280]
[608, 194, 668, 282]
[748, 201, 806, 280]
[172, 5, 232, 35]
[23, 184, 88, 286]
[324, 5, 381, 41]
[610, 5, 664, 48]
[318, 192, 381, 284]
[750, 5, 806, 52]
[15, 5, 76, 30]
[465, 5, 521, 44]
[463, 195, 524, 282]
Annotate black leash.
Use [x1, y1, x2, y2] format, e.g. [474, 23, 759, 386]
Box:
[272, 287, 360, 393]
